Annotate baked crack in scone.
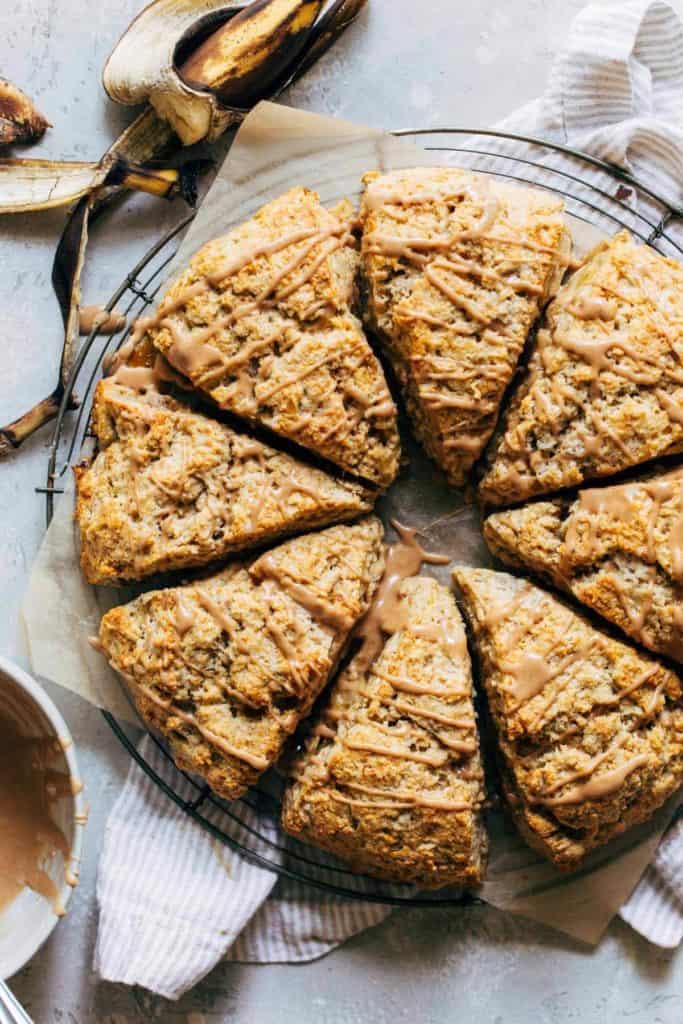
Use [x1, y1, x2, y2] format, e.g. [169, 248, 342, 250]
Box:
[359, 167, 570, 485]
[480, 231, 683, 505]
[484, 467, 683, 662]
[76, 380, 376, 585]
[129, 187, 400, 488]
[453, 567, 683, 871]
[282, 559, 487, 887]
[97, 518, 385, 800]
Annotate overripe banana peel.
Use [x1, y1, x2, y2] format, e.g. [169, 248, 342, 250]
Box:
[0, 78, 51, 144]
[0, 0, 369, 455]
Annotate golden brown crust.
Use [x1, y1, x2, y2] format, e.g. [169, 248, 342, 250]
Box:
[142, 187, 400, 487]
[484, 468, 683, 663]
[359, 167, 569, 486]
[98, 518, 386, 801]
[453, 567, 683, 871]
[480, 231, 683, 505]
[75, 381, 376, 585]
[282, 576, 487, 887]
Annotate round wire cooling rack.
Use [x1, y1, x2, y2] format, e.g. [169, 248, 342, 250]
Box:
[44, 127, 683, 905]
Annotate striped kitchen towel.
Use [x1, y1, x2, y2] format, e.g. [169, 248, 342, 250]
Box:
[94, 736, 390, 999]
[95, 0, 683, 998]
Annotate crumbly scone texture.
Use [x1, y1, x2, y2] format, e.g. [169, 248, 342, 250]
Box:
[282, 576, 488, 888]
[479, 231, 683, 505]
[359, 166, 570, 486]
[453, 567, 683, 871]
[75, 381, 376, 586]
[483, 467, 683, 663]
[98, 518, 386, 801]
[143, 187, 400, 487]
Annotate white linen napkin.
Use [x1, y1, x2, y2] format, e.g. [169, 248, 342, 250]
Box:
[95, 0, 683, 996]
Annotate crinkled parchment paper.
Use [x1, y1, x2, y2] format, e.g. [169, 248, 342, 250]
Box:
[22, 101, 679, 944]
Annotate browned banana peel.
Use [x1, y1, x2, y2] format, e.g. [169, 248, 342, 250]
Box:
[0, 78, 51, 145]
[103, 0, 322, 145]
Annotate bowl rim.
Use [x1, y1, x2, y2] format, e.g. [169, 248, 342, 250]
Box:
[0, 654, 86, 980]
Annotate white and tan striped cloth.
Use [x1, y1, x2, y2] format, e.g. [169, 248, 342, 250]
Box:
[95, 0, 683, 997]
[95, 736, 391, 1000]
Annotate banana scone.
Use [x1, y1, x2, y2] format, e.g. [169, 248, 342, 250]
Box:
[359, 166, 570, 486]
[75, 380, 376, 586]
[484, 467, 683, 662]
[480, 231, 683, 506]
[282, 575, 487, 888]
[97, 518, 385, 800]
[129, 186, 400, 488]
[454, 567, 683, 871]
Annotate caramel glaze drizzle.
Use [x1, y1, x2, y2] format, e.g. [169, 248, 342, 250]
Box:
[508, 246, 683, 480]
[135, 680, 269, 771]
[479, 584, 666, 806]
[107, 216, 394, 457]
[107, 541, 364, 774]
[292, 522, 481, 814]
[363, 174, 567, 456]
[559, 468, 683, 647]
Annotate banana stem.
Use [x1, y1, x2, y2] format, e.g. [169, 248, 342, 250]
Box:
[0, 386, 77, 459]
[113, 161, 181, 198]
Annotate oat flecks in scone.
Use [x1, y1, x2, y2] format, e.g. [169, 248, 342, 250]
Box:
[359, 166, 570, 486]
[98, 518, 385, 801]
[282, 577, 487, 888]
[484, 467, 683, 663]
[453, 567, 683, 871]
[138, 187, 400, 488]
[75, 380, 377, 586]
[480, 231, 683, 505]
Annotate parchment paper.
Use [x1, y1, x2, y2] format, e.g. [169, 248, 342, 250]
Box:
[22, 101, 679, 945]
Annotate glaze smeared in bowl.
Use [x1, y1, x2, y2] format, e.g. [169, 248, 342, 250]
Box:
[0, 656, 86, 980]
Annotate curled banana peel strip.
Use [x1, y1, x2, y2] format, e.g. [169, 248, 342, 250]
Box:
[0, 154, 183, 215]
[0, 0, 368, 454]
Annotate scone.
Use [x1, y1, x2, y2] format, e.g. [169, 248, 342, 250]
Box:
[484, 467, 683, 662]
[480, 231, 683, 505]
[75, 380, 376, 585]
[97, 518, 385, 801]
[282, 576, 487, 888]
[359, 166, 570, 485]
[131, 186, 400, 488]
[453, 567, 683, 871]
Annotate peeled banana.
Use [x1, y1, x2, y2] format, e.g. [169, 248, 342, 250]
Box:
[179, 0, 322, 106]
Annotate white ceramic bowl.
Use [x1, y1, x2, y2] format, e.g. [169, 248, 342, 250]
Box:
[0, 655, 86, 980]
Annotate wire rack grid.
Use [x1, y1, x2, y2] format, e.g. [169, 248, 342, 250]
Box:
[43, 127, 683, 905]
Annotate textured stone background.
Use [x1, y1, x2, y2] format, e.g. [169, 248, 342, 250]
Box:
[1, 1, 682, 1020]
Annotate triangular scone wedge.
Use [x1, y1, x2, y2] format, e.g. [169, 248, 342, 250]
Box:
[282, 576, 487, 888]
[484, 467, 683, 662]
[75, 380, 376, 585]
[98, 518, 385, 801]
[359, 167, 570, 486]
[479, 231, 683, 505]
[453, 567, 683, 871]
[134, 187, 400, 488]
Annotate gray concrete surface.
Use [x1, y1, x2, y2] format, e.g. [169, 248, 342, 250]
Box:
[1, 0, 682, 1021]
